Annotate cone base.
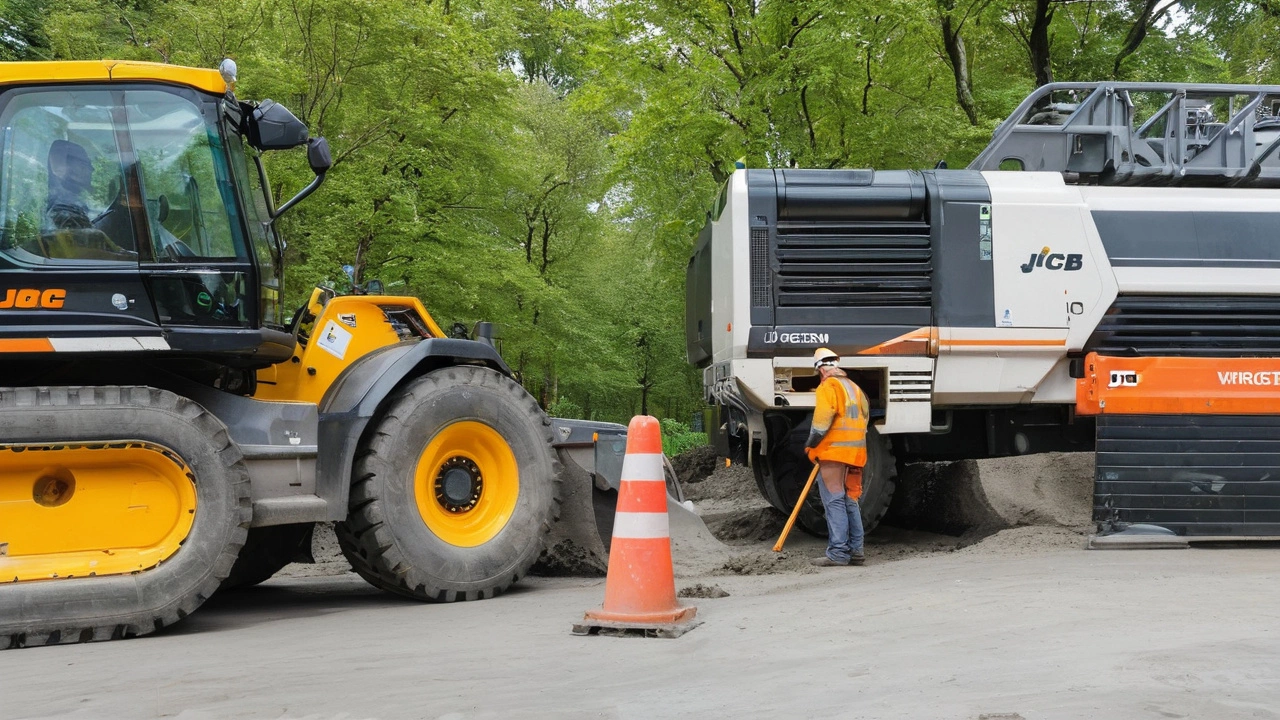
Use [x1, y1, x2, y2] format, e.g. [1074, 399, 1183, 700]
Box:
[572, 607, 701, 639]
[582, 604, 696, 625]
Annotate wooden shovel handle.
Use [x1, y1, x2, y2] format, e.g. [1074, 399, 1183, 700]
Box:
[773, 463, 820, 552]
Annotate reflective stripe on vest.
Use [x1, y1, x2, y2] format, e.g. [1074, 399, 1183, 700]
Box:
[831, 378, 867, 448]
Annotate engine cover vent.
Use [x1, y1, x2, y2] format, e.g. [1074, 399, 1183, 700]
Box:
[1088, 295, 1280, 357]
[773, 219, 932, 309]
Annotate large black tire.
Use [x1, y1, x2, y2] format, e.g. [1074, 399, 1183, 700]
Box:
[220, 523, 315, 590]
[754, 420, 897, 538]
[0, 386, 250, 648]
[335, 366, 561, 602]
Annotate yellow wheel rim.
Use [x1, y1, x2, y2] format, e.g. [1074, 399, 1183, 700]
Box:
[413, 421, 519, 547]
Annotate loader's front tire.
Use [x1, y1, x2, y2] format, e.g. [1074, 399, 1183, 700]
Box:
[335, 366, 561, 601]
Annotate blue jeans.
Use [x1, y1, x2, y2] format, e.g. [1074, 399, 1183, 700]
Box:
[816, 467, 864, 563]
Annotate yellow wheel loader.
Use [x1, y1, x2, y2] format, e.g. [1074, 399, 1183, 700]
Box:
[0, 60, 621, 647]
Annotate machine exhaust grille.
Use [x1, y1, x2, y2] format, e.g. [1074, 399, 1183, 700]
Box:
[772, 220, 932, 308]
[1088, 295, 1280, 357]
[751, 227, 771, 307]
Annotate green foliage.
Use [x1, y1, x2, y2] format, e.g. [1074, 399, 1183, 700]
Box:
[546, 396, 584, 420]
[660, 418, 708, 458]
[14, 0, 1263, 424]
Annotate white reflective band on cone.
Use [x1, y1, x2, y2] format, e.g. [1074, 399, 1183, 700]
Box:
[620, 452, 665, 482]
[611, 512, 670, 539]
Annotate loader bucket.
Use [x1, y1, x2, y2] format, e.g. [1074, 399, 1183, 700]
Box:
[536, 418, 697, 576]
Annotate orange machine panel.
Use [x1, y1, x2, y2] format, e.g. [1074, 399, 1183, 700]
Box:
[1077, 352, 1280, 415]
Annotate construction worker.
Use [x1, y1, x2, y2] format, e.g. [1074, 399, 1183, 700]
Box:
[803, 347, 870, 567]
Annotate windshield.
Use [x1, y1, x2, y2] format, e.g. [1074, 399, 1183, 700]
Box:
[0, 86, 248, 265]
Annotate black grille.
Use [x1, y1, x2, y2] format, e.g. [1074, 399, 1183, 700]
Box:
[773, 220, 932, 308]
[1087, 295, 1280, 357]
[1096, 414, 1280, 537]
[750, 227, 771, 307]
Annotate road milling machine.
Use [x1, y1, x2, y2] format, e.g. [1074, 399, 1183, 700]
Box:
[0, 60, 624, 648]
[690, 82, 1280, 539]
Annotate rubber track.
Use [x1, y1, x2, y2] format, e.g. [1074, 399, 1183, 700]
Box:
[1, 386, 251, 649]
[334, 367, 563, 602]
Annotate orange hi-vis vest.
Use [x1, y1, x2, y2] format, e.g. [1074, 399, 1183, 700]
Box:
[809, 376, 869, 467]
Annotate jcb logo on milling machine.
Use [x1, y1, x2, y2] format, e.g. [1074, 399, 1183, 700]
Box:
[0, 288, 66, 309]
[1020, 247, 1083, 273]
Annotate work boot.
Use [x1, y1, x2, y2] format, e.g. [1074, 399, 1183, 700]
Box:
[849, 553, 866, 566]
[810, 556, 849, 567]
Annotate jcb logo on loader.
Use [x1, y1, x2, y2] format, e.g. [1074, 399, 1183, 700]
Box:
[0, 288, 65, 309]
[1020, 247, 1082, 273]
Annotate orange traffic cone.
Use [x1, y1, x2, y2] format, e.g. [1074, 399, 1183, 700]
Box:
[572, 415, 699, 638]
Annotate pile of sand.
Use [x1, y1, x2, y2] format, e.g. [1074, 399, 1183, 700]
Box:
[681, 462, 760, 511]
[888, 452, 1094, 536]
[678, 583, 730, 598]
[671, 445, 719, 485]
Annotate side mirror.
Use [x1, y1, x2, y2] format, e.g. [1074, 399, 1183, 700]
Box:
[248, 100, 309, 151]
[271, 136, 332, 221]
[308, 137, 332, 174]
[364, 279, 384, 294]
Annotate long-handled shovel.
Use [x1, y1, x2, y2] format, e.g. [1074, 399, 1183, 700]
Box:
[772, 463, 820, 552]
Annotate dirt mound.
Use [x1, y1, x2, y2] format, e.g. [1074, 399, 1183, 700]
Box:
[671, 445, 720, 485]
[957, 525, 1090, 556]
[534, 540, 608, 577]
[678, 583, 730, 598]
[716, 551, 818, 576]
[703, 507, 787, 544]
[682, 462, 758, 507]
[887, 452, 1093, 536]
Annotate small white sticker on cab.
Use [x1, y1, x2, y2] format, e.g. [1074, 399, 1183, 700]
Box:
[316, 320, 353, 360]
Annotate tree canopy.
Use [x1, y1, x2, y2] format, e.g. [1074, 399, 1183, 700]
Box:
[1, 0, 1274, 423]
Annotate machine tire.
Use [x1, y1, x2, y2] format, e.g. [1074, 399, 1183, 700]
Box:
[220, 523, 315, 590]
[756, 421, 897, 538]
[335, 366, 561, 602]
[0, 386, 250, 648]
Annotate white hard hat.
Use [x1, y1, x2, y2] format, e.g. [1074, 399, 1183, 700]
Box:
[813, 347, 839, 368]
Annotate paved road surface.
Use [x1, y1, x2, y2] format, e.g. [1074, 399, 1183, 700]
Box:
[2, 538, 1277, 720]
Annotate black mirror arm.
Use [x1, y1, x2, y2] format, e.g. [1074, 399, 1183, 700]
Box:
[271, 170, 325, 222]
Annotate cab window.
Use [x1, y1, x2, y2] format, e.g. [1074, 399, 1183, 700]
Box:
[0, 86, 249, 266]
[126, 89, 246, 263]
[0, 88, 137, 264]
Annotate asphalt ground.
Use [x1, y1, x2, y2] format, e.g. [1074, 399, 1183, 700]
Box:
[2, 536, 1277, 720]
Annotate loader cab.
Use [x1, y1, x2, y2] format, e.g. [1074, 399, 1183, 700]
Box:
[0, 61, 325, 367]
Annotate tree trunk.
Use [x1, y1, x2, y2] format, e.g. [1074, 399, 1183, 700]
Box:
[1028, 0, 1054, 87]
[1112, 0, 1172, 78]
[940, 12, 979, 125]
